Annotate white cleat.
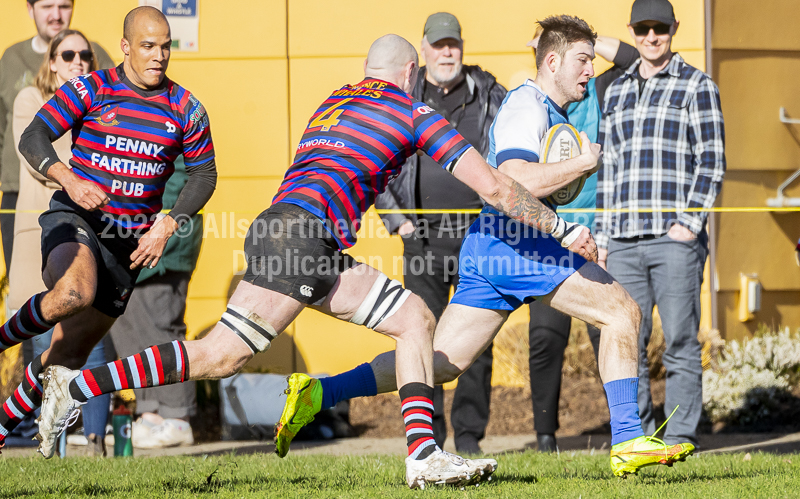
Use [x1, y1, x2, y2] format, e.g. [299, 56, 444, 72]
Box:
[35, 366, 85, 459]
[405, 448, 498, 489]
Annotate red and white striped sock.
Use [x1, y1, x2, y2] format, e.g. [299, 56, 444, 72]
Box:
[69, 341, 189, 402]
[399, 382, 437, 460]
[0, 356, 44, 444]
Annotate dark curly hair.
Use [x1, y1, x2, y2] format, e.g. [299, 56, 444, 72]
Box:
[535, 15, 597, 69]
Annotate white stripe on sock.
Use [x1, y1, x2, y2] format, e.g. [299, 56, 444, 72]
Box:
[403, 413, 432, 424]
[75, 373, 94, 400]
[409, 438, 436, 460]
[16, 387, 33, 411]
[172, 341, 182, 379]
[28, 297, 49, 329]
[109, 361, 122, 391]
[27, 364, 42, 392]
[406, 427, 434, 437]
[401, 400, 434, 412]
[145, 348, 160, 386]
[6, 400, 24, 420]
[127, 357, 141, 388]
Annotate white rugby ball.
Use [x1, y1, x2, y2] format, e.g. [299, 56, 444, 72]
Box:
[539, 123, 586, 206]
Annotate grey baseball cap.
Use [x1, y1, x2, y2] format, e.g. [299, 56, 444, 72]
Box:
[630, 0, 676, 25]
[423, 12, 462, 44]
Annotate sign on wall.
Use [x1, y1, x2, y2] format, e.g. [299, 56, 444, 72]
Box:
[139, 0, 199, 52]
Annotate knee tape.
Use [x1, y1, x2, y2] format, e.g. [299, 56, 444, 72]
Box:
[219, 304, 278, 353]
[350, 274, 411, 330]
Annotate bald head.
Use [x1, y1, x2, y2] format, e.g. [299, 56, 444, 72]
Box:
[121, 6, 171, 90]
[364, 34, 419, 90]
[123, 6, 169, 41]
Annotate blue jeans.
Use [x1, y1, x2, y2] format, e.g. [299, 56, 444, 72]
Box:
[607, 234, 707, 447]
[32, 331, 110, 437]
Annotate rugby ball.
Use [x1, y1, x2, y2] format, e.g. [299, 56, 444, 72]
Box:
[539, 123, 586, 206]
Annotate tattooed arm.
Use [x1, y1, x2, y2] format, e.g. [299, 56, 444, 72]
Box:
[452, 148, 597, 261]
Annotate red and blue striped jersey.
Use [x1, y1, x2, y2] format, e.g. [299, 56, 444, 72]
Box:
[35, 64, 214, 230]
[273, 78, 472, 249]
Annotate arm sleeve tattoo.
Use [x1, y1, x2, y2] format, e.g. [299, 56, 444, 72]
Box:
[489, 179, 558, 234]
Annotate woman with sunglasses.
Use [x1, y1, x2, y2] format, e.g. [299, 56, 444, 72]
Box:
[10, 28, 110, 456]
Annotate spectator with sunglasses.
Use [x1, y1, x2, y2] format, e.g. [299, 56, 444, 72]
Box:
[9, 28, 111, 456]
[596, 0, 726, 448]
[0, 0, 113, 278]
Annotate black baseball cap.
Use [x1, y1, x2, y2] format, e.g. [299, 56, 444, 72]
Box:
[630, 0, 676, 25]
[423, 12, 462, 44]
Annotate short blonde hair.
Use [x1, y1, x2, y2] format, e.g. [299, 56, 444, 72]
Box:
[33, 29, 98, 98]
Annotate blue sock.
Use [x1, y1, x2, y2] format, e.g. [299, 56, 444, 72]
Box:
[319, 363, 378, 409]
[604, 378, 645, 446]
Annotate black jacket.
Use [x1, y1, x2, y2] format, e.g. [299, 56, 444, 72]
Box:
[374, 65, 507, 234]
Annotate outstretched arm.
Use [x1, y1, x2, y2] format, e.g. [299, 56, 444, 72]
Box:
[452, 148, 597, 261]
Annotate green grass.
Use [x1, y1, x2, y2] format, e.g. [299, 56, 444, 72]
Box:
[0, 450, 797, 498]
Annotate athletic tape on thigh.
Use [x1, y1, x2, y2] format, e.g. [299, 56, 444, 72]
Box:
[350, 274, 411, 330]
[218, 304, 277, 353]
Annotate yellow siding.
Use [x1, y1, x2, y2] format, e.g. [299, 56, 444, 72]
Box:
[0, 1, 708, 376]
[712, 0, 800, 339]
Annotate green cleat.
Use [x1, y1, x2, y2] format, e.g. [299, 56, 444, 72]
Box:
[274, 373, 322, 458]
[609, 435, 694, 477]
[609, 405, 694, 477]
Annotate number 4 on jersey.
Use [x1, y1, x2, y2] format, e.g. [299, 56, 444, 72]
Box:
[308, 98, 353, 131]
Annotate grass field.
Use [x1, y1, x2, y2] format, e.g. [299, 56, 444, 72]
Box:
[0, 450, 797, 498]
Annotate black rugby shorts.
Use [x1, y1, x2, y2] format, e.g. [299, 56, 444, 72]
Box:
[39, 191, 141, 318]
[242, 203, 358, 305]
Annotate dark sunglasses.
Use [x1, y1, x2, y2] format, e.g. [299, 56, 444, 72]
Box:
[632, 23, 671, 36]
[58, 49, 93, 63]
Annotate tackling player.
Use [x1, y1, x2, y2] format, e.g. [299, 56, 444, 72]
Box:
[37, 34, 594, 489]
[0, 6, 216, 454]
[274, 16, 696, 477]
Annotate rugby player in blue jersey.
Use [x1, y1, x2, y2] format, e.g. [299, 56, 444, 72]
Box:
[277, 16, 696, 478]
[38, 33, 595, 489]
[0, 5, 215, 456]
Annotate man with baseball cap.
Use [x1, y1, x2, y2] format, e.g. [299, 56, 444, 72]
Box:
[596, 0, 726, 448]
[375, 11, 507, 455]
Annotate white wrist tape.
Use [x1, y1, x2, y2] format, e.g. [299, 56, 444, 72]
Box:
[551, 216, 567, 239]
[559, 221, 584, 249]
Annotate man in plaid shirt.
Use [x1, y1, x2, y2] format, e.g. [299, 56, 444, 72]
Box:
[596, 0, 725, 448]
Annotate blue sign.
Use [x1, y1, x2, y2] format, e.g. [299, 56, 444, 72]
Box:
[162, 0, 196, 17]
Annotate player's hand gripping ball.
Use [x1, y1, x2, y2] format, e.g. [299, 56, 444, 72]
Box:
[540, 123, 586, 206]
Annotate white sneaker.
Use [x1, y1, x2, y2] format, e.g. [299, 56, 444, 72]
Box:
[36, 366, 85, 459]
[66, 434, 88, 446]
[133, 418, 194, 448]
[67, 427, 88, 446]
[404, 448, 497, 489]
[163, 419, 194, 446]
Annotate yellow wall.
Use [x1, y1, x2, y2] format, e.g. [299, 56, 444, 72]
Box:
[711, 0, 800, 339]
[0, 1, 707, 375]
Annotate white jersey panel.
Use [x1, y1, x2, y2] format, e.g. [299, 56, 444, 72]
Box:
[487, 80, 550, 168]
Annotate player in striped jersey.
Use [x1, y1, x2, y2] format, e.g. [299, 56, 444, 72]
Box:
[0, 7, 215, 455]
[38, 34, 594, 488]
[284, 16, 695, 478]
